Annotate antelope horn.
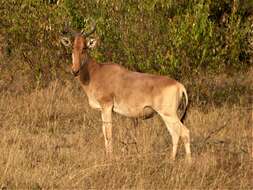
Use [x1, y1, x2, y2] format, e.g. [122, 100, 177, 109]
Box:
[81, 19, 96, 37]
[63, 21, 78, 36]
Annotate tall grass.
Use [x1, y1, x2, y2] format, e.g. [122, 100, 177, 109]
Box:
[0, 72, 252, 189]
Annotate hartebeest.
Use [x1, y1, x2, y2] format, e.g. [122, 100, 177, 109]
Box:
[61, 22, 191, 161]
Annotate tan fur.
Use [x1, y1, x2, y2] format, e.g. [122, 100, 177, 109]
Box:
[71, 35, 191, 161]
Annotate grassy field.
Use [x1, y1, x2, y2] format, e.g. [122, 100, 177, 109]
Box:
[0, 1, 252, 189]
[0, 69, 252, 189]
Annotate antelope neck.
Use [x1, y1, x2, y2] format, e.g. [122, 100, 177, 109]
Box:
[79, 56, 100, 85]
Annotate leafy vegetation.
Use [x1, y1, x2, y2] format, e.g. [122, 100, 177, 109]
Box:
[0, 0, 252, 82]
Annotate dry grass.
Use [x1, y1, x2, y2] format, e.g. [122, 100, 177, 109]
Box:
[0, 79, 252, 190]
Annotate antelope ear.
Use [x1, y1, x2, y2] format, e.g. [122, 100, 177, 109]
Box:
[60, 36, 72, 47]
[87, 38, 97, 49]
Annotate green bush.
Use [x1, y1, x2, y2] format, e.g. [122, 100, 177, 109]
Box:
[0, 0, 252, 83]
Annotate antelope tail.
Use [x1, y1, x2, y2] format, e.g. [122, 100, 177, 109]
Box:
[179, 85, 188, 120]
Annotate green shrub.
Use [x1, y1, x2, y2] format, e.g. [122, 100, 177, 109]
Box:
[0, 0, 252, 84]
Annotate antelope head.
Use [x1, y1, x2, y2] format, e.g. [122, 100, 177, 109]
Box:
[61, 20, 97, 76]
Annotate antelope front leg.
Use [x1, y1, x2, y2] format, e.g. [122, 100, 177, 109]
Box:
[101, 106, 113, 159]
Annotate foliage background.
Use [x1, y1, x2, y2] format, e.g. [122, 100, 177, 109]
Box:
[0, 0, 252, 81]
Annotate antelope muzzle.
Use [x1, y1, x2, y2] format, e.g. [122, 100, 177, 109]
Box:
[71, 69, 80, 76]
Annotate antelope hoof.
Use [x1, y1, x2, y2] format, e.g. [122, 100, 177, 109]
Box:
[185, 154, 192, 164]
[169, 155, 176, 163]
[106, 152, 113, 160]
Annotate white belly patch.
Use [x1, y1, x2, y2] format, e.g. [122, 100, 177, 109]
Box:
[113, 105, 128, 115]
[88, 97, 101, 109]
